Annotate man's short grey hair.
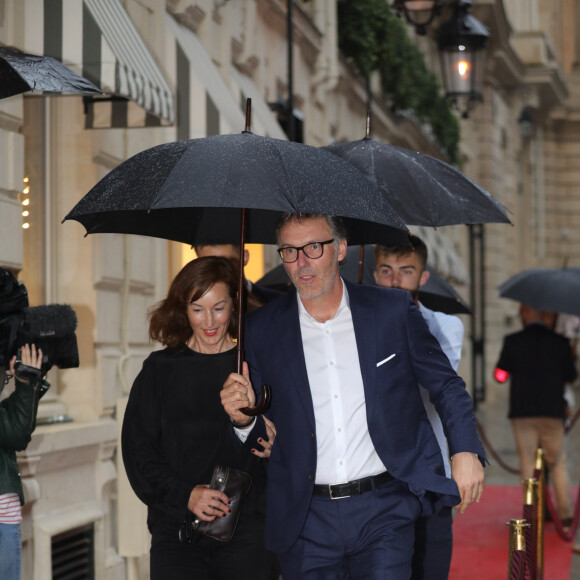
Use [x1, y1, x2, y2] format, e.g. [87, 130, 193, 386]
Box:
[275, 213, 348, 246]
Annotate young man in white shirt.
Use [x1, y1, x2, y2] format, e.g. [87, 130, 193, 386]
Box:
[374, 236, 465, 580]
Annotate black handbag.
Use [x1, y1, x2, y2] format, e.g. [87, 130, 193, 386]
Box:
[179, 465, 252, 543]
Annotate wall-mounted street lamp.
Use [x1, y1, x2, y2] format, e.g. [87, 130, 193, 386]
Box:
[395, 0, 491, 405]
[436, 0, 489, 118]
[517, 106, 535, 139]
[395, 0, 490, 118]
[393, 0, 444, 35]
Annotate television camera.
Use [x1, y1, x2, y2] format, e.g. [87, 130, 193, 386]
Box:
[0, 267, 79, 379]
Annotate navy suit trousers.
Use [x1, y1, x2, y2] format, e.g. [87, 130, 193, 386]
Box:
[411, 507, 453, 580]
[276, 478, 422, 579]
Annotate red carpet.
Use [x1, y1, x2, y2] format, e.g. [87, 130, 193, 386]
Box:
[449, 486, 574, 579]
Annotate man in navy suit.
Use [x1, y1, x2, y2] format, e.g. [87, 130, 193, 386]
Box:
[221, 214, 485, 579]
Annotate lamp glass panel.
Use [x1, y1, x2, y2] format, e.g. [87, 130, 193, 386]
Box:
[440, 49, 473, 94]
[439, 47, 485, 97]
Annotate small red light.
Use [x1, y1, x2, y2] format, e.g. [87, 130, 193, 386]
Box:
[494, 367, 509, 383]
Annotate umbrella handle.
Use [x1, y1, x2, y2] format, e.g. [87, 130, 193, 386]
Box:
[240, 384, 271, 416]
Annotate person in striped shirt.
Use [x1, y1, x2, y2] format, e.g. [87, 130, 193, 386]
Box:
[0, 344, 44, 580]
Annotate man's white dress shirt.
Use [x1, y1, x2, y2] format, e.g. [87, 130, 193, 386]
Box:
[297, 282, 386, 484]
[235, 280, 386, 485]
[236, 286, 463, 482]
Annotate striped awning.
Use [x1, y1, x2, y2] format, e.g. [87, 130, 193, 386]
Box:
[229, 67, 288, 140]
[24, 0, 174, 128]
[166, 13, 244, 137]
[166, 13, 287, 141]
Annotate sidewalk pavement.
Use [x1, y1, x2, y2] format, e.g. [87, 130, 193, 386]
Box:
[476, 381, 580, 579]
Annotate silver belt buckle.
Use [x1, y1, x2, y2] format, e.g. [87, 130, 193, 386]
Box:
[329, 481, 350, 500]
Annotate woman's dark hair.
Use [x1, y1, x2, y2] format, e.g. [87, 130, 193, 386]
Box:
[149, 256, 239, 348]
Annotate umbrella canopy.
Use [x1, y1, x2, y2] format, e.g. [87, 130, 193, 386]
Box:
[498, 268, 580, 316]
[0, 47, 102, 99]
[324, 137, 511, 227]
[64, 129, 411, 415]
[420, 266, 471, 315]
[64, 132, 409, 246]
[256, 245, 471, 315]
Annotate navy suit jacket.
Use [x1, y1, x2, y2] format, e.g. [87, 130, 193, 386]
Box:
[243, 279, 485, 554]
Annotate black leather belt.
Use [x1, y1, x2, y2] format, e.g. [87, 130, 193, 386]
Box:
[313, 471, 395, 499]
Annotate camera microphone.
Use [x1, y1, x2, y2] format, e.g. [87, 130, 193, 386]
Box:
[0, 268, 80, 374]
[16, 304, 79, 373]
[22, 304, 77, 337]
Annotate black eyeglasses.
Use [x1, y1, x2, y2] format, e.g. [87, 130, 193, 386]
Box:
[277, 239, 335, 263]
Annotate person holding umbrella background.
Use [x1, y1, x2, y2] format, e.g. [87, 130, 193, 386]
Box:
[221, 213, 486, 579]
[373, 236, 464, 580]
[121, 257, 275, 580]
[494, 303, 576, 531]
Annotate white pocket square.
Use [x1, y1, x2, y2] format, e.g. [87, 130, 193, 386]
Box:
[376, 354, 396, 367]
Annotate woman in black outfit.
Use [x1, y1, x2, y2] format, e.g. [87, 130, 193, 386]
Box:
[121, 257, 273, 579]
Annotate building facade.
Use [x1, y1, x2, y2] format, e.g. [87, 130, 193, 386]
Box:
[0, 0, 578, 577]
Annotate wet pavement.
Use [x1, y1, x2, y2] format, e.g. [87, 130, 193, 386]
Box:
[475, 381, 580, 578]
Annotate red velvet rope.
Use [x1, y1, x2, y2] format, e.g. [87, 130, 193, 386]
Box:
[565, 407, 580, 434]
[542, 482, 580, 542]
[477, 416, 580, 542]
[522, 504, 536, 580]
[510, 550, 526, 580]
[532, 466, 580, 542]
[475, 418, 520, 475]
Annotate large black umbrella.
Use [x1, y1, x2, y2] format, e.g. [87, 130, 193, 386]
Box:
[498, 267, 580, 316]
[64, 131, 408, 247]
[256, 245, 471, 315]
[64, 121, 410, 414]
[0, 47, 101, 99]
[324, 123, 511, 227]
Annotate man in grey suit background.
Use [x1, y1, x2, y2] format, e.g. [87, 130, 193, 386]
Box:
[221, 213, 485, 579]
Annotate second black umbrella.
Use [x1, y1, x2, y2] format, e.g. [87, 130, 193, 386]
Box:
[324, 137, 511, 227]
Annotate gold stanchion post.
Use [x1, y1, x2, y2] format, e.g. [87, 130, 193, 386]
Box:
[506, 518, 529, 580]
[534, 448, 545, 579]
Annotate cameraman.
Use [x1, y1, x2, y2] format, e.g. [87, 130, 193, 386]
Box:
[0, 344, 43, 580]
